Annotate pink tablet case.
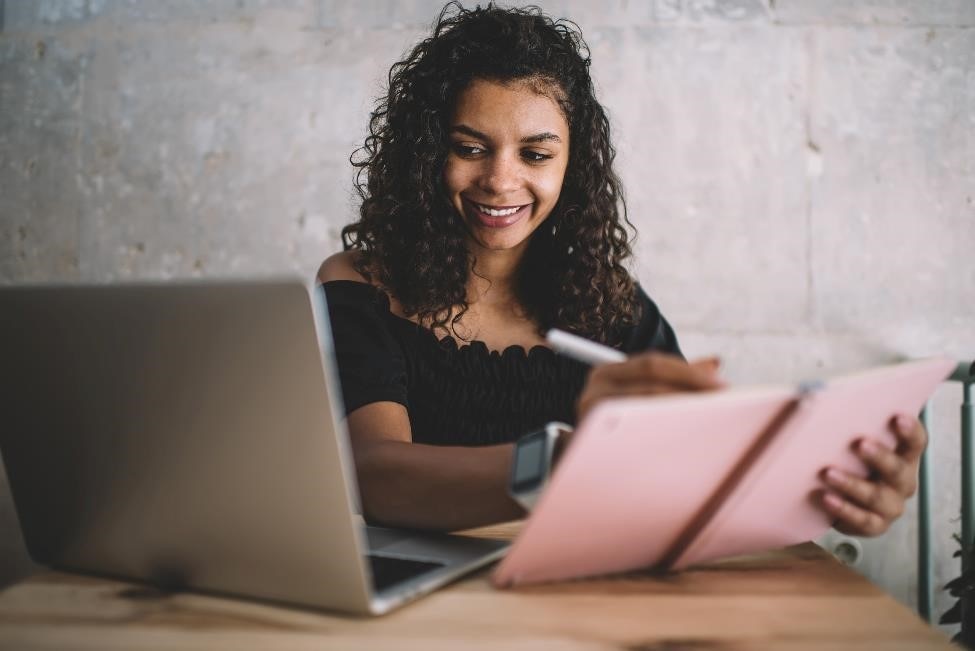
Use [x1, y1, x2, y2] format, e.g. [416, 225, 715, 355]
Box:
[492, 357, 954, 587]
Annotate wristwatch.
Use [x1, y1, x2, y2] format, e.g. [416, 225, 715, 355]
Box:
[509, 421, 573, 512]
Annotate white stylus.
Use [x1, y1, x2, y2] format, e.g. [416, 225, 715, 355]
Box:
[546, 329, 627, 366]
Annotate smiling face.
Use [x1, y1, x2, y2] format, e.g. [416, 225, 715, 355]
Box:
[443, 78, 570, 258]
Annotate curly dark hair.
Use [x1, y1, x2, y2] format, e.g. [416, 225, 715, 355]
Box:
[341, 1, 640, 345]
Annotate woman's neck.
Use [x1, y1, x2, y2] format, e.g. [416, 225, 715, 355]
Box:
[466, 246, 525, 307]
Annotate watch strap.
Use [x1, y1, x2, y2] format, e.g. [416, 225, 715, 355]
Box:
[510, 421, 572, 512]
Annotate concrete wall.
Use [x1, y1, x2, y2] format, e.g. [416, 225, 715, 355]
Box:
[1, 0, 972, 633]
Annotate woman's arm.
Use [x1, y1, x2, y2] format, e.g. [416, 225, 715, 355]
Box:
[318, 252, 525, 530]
[347, 401, 524, 531]
[346, 356, 724, 532]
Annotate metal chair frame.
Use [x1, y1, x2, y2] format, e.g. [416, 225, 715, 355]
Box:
[918, 361, 975, 630]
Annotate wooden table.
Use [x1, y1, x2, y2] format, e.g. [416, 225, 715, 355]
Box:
[0, 523, 955, 651]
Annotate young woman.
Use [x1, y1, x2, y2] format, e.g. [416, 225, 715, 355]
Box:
[318, 3, 925, 536]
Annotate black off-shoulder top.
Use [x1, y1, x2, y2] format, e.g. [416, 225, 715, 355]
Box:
[321, 280, 682, 447]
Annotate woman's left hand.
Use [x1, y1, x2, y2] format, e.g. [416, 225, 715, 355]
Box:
[820, 413, 927, 537]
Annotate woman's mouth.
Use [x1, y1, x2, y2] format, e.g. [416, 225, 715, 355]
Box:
[463, 198, 532, 228]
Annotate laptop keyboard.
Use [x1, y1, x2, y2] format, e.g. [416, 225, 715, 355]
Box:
[367, 554, 446, 592]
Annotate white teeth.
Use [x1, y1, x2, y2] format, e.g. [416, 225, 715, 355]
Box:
[476, 203, 521, 217]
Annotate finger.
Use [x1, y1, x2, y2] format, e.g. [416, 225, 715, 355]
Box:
[890, 413, 927, 464]
[576, 382, 687, 421]
[696, 356, 721, 371]
[593, 352, 723, 390]
[583, 381, 698, 404]
[821, 491, 891, 537]
[856, 438, 915, 496]
[592, 352, 708, 385]
[822, 467, 905, 521]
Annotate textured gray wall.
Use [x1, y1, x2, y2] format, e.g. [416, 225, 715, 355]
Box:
[1, 0, 972, 632]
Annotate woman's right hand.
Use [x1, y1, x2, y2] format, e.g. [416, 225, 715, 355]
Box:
[575, 352, 724, 423]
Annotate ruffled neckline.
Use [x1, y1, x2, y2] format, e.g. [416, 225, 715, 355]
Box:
[432, 334, 556, 360]
[322, 279, 558, 361]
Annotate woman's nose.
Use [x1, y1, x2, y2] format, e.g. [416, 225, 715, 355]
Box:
[476, 153, 521, 196]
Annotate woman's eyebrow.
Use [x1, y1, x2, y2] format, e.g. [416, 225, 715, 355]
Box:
[449, 124, 490, 140]
[521, 132, 562, 144]
[450, 124, 563, 144]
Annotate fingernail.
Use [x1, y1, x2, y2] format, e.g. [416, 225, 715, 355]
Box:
[697, 364, 724, 386]
[825, 468, 846, 485]
[896, 415, 914, 432]
[860, 440, 879, 457]
[823, 493, 844, 510]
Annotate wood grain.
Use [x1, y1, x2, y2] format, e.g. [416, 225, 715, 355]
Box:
[0, 530, 955, 651]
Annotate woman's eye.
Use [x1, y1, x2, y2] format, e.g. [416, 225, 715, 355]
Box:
[453, 143, 485, 157]
[521, 150, 553, 163]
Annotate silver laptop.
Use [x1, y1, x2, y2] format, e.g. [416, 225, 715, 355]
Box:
[0, 279, 508, 615]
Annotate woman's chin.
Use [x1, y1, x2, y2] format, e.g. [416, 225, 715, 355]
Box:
[466, 230, 532, 253]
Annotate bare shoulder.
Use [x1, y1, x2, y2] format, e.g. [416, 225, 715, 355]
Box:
[317, 250, 368, 284]
[317, 250, 410, 319]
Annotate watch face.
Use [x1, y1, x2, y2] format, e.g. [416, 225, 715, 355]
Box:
[512, 430, 547, 492]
